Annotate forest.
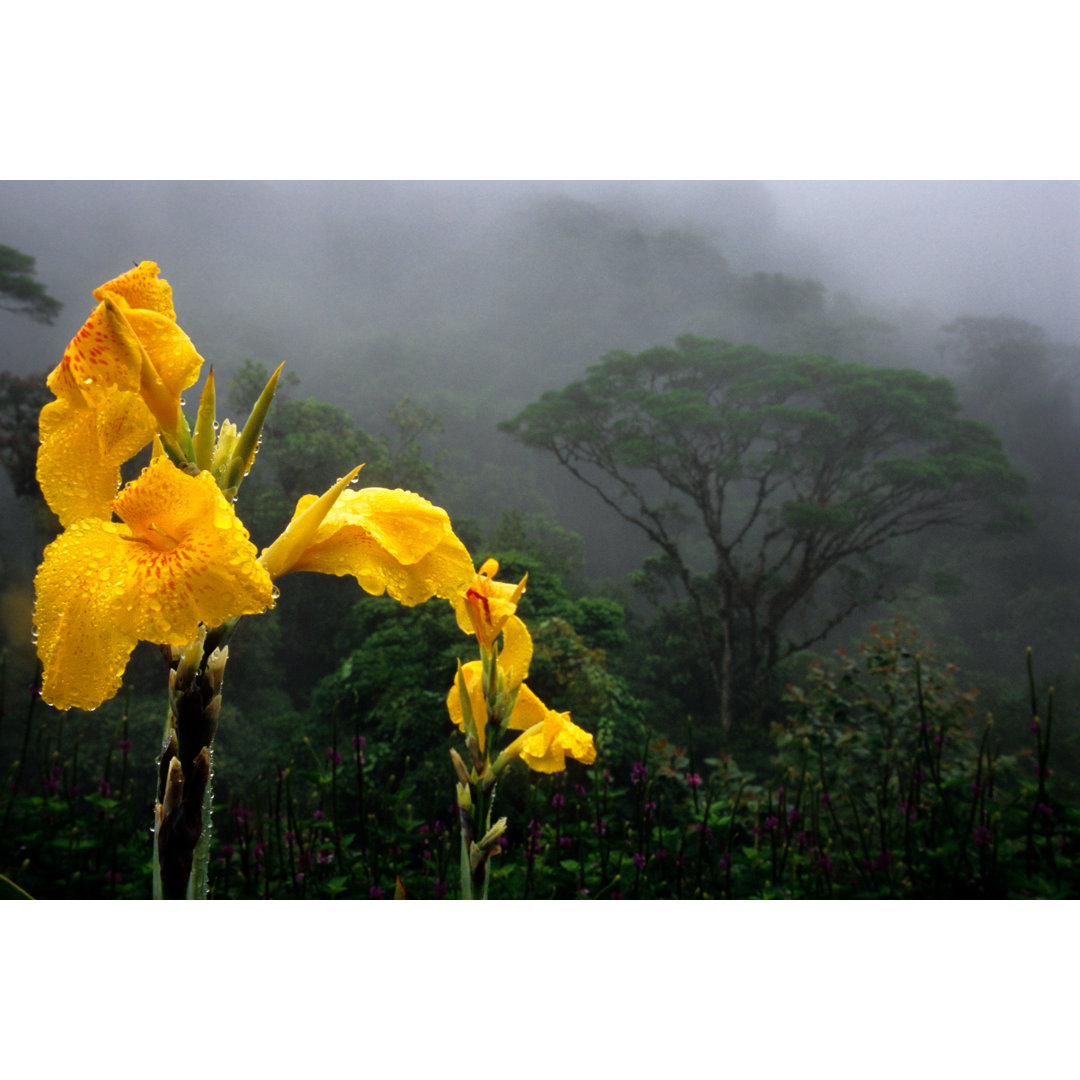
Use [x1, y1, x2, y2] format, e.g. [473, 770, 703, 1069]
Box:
[2, 182, 1079, 899]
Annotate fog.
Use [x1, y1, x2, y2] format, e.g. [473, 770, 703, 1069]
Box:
[3, 179, 1079, 685]
[765, 181, 1080, 342]
[2, 180, 1077, 383]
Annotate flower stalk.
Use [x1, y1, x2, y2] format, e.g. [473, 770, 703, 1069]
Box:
[33, 261, 477, 898]
[446, 560, 597, 897]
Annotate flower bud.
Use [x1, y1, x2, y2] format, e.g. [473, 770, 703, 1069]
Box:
[450, 747, 471, 787]
[478, 816, 508, 852]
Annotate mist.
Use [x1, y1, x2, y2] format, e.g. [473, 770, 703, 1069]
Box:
[5, 172, 1080, 905]
[3, 180, 1076, 380]
[3, 178, 1080, 699]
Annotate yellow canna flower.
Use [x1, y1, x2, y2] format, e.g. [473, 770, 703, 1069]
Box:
[260, 469, 474, 606]
[39, 262, 203, 526]
[37, 387, 157, 527]
[93, 261, 177, 320]
[47, 262, 198, 407]
[454, 558, 527, 648]
[446, 615, 545, 751]
[34, 456, 274, 711]
[511, 709, 597, 774]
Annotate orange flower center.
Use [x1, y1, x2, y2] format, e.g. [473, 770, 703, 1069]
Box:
[125, 522, 181, 551]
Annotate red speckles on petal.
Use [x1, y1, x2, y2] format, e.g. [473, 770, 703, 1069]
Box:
[92, 261, 176, 321]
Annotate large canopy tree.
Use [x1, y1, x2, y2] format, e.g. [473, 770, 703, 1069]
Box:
[502, 335, 1028, 733]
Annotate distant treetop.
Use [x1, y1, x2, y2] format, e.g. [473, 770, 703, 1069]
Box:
[0, 245, 62, 325]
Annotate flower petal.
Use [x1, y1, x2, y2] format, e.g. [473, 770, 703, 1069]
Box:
[446, 660, 488, 750]
[498, 615, 533, 692]
[112, 297, 203, 399]
[454, 559, 528, 645]
[518, 710, 597, 773]
[34, 521, 141, 711]
[445, 652, 547, 752]
[34, 457, 275, 711]
[46, 298, 143, 404]
[37, 390, 156, 526]
[274, 486, 474, 605]
[40, 263, 204, 519]
[92, 261, 176, 320]
[505, 681, 548, 732]
[110, 458, 275, 643]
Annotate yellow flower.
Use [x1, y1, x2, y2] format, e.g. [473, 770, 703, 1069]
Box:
[37, 388, 157, 527]
[39, 262, 203, 526]
[260, 468, 474, 605]
[454, 558, 527, 648]
[446, 615, 546, 751]
[512, 709, 597, 774]
[34, 457, 274, 711]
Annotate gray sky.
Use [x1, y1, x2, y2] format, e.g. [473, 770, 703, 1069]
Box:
[1, 180, 1077, 382]
[765, 181, 1080, 340]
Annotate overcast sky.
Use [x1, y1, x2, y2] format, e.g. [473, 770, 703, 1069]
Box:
[2, 180, 1077, 380]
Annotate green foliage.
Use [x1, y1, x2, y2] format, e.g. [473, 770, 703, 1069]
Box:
[4, 617, 1078, 898]
[0, 371, 50, 499]
[269, 398, 387, 504]
[775, 619, 1075, 897]
[488, 508, 586, 587]
[308, 597, 464, 791]
[227, 357, 300, 416]
[503, 335, 1028, 732]
[308, 553, 648, 787]
[734, 271, 826, 325]
[0, 245, 62, 325]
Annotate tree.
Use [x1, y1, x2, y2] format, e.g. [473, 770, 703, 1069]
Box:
[940, 316, 1077, 488]
[933, 317, 1080, 677]
[0, 371, 50, 498]
[0, 246, 61, 497]
[0, 245, 62, 324]
[502, 335, 1028, 734]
